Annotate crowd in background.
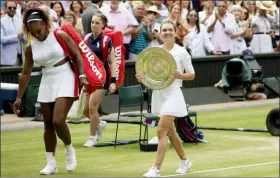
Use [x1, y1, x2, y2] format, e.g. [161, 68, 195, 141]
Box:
[1, 0, 280, 66]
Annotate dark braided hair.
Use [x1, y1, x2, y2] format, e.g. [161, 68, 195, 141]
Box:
[22, 8, 51, 37]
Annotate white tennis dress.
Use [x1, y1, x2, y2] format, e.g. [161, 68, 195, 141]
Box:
[31, 31, 75, 103]
[151, 44, 195, 117]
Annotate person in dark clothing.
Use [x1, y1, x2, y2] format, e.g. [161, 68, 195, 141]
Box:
[82, 0, 103, 35]
[83, 13, 117, 147]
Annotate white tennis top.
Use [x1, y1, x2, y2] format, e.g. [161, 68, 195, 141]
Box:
[160, 44, 195, 88]
[31, 31, 66, 67]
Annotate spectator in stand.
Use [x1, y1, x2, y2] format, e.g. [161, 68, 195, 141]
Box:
[82, 1, 90, 10]
[63, 11, 83, 37]
[183, 9, 221, 57]
[181, 0, 191, 18]
[51, 2, 65, 26]
[272, 1, 280, 42]
[246, 1, 257, 18]
[168, 3, 182, 25]
[70, 1, 84, 37]
[199, 1, 214, 26]
[166, 0, 174, 10]
[39, 4, 59, 29]
[70, 1, 83, 17]
[167, 3, 188, 46]
[15, 0, 24, 19]
[82, 0, 103, 35]
[151, 0, 168, 21]
[128, 2, 153, 61]
[146, 5, 162, 47]
[61, 1, 71, 12]
[241, 7, 253, 48]
[0, 8, 5, 17]
[1, 1, 24, 66]
[229, 5, 250, 55]
[38, 1, 59, 28]
[101, 0, 138, 60]
[250, 1, 276, 53]
[207, 0, 235, 55]
[192, 0, 203, 12]
[28, 1, 40, 9]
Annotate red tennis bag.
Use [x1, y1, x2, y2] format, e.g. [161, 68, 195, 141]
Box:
[53, 24, 106, 94]
[103, 28, 126, 87]
[84, 28, 126, 88]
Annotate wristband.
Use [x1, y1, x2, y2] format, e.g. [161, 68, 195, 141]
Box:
[111, 77, 117, 83]
[79, 74, 86, 79]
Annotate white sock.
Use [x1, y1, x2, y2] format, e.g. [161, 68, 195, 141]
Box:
[182, 158, 190, 163]
[90, 135, 97, 140]
[65, 143, 74, 151]
[46, 152, 56, 164]
[152, 166, 160, 171]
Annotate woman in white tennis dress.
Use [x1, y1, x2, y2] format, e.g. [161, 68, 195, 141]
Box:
[13, 8, 88, 175]
[136, 19, 195, 177]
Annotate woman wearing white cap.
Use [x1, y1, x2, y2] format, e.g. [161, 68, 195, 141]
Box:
[146, 5, 162, 47]
[250, 1, 276, 53]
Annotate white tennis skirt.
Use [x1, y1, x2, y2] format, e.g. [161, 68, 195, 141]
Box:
[37, 62, 75, 103]
[151, 84, 188, 117]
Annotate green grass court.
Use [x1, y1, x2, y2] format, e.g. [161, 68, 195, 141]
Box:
[1, 105, 279, 177]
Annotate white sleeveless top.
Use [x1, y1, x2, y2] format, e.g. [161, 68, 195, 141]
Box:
[31, 31, 66, 67]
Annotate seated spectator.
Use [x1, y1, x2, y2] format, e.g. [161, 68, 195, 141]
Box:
[247, 83, 267, 100]
[183, 9, 221, 57]
[207, 0, 235, 54]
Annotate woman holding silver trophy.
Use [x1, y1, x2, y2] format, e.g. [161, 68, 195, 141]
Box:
[135, 19, 195, 177]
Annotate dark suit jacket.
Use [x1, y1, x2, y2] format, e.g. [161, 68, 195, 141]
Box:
[82, 4, 101, 35]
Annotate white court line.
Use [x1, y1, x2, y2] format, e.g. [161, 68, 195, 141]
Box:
[161, 161, 279, 177]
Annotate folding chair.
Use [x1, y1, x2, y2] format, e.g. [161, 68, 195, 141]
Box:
[115, 85, 157, 149]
